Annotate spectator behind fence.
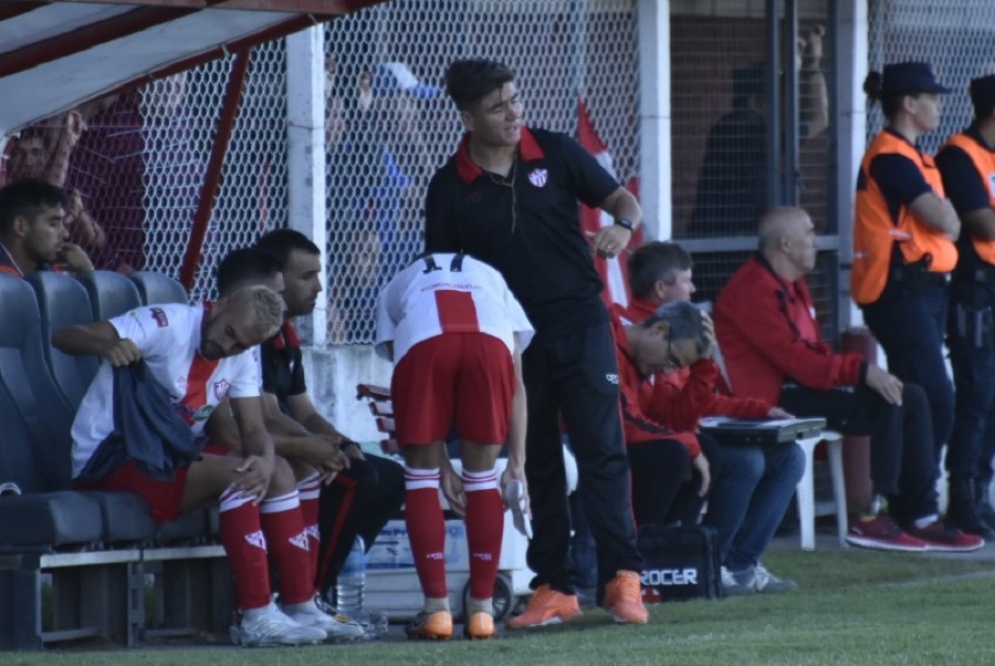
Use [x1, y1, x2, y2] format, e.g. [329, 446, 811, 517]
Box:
[426, 58, 648, 627]
[66, 91, 147, 272]
[375, 251, 532, 641]
[690, 25, 828, 237]
[55, 286, 353, 646]
[326, 61, 437, 342]
[5, 114, 106, 250]
[852, 62, 959, 490]
[621, 241, 801, 595]
[714, 206, 982, 553]
[935, 73, 995, 538]
[0, 178, 92, 276]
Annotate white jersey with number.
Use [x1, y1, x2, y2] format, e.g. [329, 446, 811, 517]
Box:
[375, 253, 534, 364]
[70, 303, 260, 478]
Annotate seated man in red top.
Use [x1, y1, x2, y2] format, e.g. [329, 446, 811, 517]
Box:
[610, 300, 714, 539]
[0, 178, 92, 277]
[714, 206, 982, 553]
[620, 241, 800, 595]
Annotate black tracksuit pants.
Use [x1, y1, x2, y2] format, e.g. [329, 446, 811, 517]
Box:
[522, 321, 641, 599]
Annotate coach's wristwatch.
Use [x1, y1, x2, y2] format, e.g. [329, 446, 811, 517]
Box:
[613, 217, 636, 232]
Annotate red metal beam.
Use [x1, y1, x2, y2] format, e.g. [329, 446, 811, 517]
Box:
[179, 48, 251, 292]
[0, 5, 219, 79]
[98, 12, 328, 103]
[20, 0, 385, 12]
[0, 2, 47, 22]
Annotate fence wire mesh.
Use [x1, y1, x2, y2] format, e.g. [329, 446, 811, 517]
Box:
[324, 0, 640, 343]
[2, 1, 639, 345]
[670, 0, 839, 342]
[867, 0, 995, 155]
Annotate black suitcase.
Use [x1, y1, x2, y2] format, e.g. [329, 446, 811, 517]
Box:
[637, 524, 724, 603]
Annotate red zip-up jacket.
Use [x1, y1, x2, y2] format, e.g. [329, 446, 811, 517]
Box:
[610, 310, 701, 458]
[618, 299, 772, 427]
[713, 255, 865, 405]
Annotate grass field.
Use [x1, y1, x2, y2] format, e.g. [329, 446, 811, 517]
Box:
[6, 542, 995, 665]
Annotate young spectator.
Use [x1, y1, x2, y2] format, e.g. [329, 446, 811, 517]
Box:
[375, 251, 532, 640]
[54, 286, 347, 646]
[715, 206, 982, 553]
[426, 58, 648, 627]
[0, 178, 92, 276]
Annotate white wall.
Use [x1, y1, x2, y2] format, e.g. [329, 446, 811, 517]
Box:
[302, 345, 393, 443]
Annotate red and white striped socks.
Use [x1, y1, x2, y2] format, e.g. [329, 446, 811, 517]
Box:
[218, 484, 271, 611]
[404, 466, 448, 600]
[462, 467, 504, 603]
[259, 491, 313, 606]
[296, 472, 322, 589]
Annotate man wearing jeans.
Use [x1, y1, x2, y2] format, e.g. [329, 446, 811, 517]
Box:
[621, 240, 802, 594]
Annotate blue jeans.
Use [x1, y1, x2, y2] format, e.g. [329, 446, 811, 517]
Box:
[702, 442, 805, 572]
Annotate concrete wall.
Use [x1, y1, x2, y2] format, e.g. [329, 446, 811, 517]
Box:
[302, 344, 392, 443]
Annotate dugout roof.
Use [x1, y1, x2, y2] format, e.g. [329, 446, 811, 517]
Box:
[0, 0, 384, 136]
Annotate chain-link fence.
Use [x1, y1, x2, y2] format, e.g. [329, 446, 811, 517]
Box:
[670, 0, 839, 342]
[867, 0, 995, 154]
[2, 41, 288, 302]
[3, 1, 640, 344]
[324, 0, 640, 343]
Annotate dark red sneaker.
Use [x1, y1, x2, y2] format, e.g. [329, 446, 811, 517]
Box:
[845, 514, 927, 552]
[904, 519, 985, 553]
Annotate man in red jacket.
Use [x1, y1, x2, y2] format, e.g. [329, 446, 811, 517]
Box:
[610, 300, 714, 533]
[621, 241, 801, 595]
[714, 206, 982, 552]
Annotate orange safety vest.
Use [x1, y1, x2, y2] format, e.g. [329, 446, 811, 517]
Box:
[852, 131, 958, 305]
[939, 132, 995, 265]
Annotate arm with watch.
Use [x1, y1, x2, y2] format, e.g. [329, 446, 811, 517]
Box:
[590, 185, 642, 259]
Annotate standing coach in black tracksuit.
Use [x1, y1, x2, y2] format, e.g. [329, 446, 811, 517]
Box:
[424, 59, 648, 627]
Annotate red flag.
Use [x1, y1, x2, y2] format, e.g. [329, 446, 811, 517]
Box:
[577, 97, 642, 307]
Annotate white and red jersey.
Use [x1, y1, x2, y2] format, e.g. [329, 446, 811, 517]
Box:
[375, 253, 534, 364]
[71, 303, 260, 478]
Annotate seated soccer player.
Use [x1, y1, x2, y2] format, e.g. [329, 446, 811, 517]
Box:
[56, 286, 349, 646]
[206, 243, 400, 638]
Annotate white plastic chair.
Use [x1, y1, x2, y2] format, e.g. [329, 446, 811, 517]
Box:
[794, 430, 847, 551]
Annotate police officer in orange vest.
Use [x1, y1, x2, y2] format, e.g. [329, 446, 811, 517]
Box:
[935, 74, 995, 538]
[852, 62, 961, 516]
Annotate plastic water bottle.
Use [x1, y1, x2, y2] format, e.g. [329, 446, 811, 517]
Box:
[336, 536, 366, 617]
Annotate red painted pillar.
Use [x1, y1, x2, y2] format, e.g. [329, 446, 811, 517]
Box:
[179, 48, 251, 292]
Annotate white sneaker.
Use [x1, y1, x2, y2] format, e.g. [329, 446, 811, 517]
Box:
[230, 602, 327, 647]
[752, 563, 797, 593]
[283, 598, 365, 642]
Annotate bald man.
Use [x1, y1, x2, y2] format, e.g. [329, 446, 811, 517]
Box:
[713, 206, 982, 553]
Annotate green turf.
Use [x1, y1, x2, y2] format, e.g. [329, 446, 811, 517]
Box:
[7, 546, 995, 665]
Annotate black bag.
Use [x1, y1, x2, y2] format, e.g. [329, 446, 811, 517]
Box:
[637, 524, 724, 603]
[698, 416, 826, 447]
